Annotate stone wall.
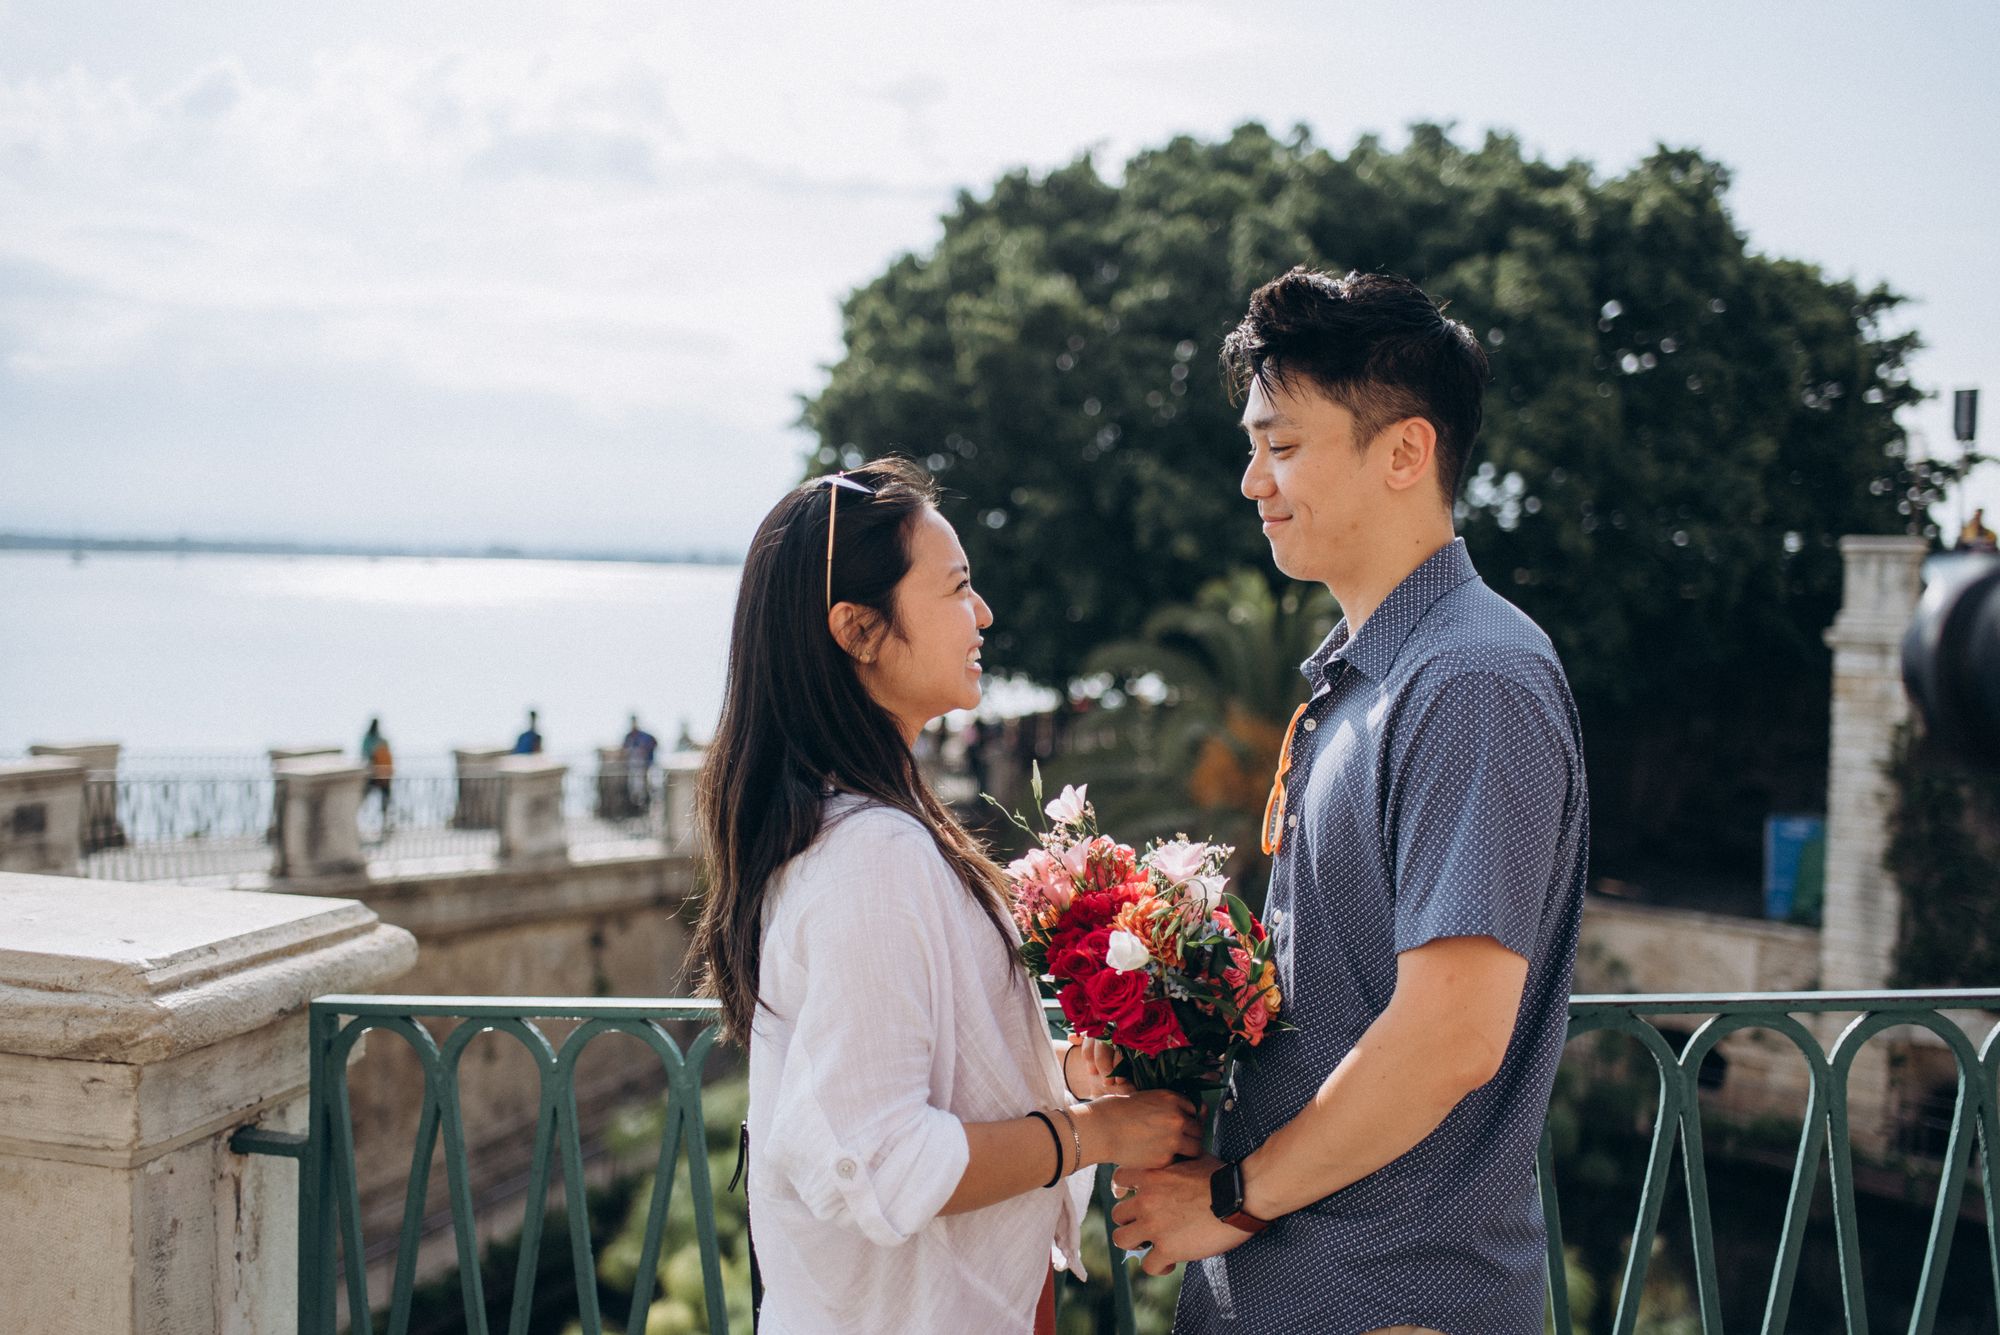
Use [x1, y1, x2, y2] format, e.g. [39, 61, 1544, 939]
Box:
[1577, 897, 1823, 1126]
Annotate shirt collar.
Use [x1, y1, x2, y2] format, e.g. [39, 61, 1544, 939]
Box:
[1301, 538, 1480, 689]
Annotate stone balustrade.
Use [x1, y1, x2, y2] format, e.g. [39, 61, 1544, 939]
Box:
[0, 758, 86, 876]
[0, 871, 415, 1334]
[273, 756, 368, 880]
[496, 755, 569, 867]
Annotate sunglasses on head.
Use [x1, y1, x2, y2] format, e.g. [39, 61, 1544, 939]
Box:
[811, 472, 877, 613]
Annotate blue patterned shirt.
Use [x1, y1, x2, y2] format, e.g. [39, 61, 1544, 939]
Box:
[1175, 538, 1589, 1335]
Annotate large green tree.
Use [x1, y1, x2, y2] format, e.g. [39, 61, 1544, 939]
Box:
[802, 123, 1958, 876]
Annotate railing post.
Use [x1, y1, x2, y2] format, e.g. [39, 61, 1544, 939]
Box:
[498, 756, 570, 868]
[0, 871, 415, 1335]
[0, 758, 86, 876]
[451, 748, 511, 829]
[661, 753, 702, 851]
[274, 757, 368, 880]
[1821, 535, 1928, 1154]
[28, 741, 125, 852]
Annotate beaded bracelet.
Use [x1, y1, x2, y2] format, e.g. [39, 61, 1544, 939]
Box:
[1026, 1109, 1064, 1188]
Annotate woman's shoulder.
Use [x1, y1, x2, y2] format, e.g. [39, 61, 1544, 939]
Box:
[768, 797, 957, 923]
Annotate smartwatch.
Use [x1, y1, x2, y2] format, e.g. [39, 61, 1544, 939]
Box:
[1208, 1158, 1274, 1235]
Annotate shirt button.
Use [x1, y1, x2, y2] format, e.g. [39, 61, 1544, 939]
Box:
[1301, 718, 1317, 733]
[1222, 1097, 1236, 1112]
[1286, 813, 1298, 829]
[836, 1158, 857, 1179]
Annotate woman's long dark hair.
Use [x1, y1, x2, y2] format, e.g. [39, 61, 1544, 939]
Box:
[690, 456, 1014, 1046]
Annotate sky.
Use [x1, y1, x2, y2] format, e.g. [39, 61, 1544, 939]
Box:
[1, 1, 1995, 555]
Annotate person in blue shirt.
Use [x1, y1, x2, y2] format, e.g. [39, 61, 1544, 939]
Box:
[1110, 269, 1589, 1335]
[622, 714, 659, 811]
[512, 709, 543, 756]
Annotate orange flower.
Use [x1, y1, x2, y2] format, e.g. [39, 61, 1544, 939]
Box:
[1111, 895, 1184, 969]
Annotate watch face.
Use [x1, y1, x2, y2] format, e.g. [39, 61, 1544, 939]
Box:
[1209, 1160, 1243, 1219]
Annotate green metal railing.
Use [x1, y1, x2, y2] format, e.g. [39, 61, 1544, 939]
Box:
[235, 989, 2000, 1334]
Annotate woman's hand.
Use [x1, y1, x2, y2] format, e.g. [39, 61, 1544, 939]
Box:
[1073, 1089, 1203, 1171]
[1061, 1036, 1136, 1101]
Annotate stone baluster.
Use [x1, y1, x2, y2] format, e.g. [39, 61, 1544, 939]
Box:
[0, 758, 86, 876]
[28, 741, 125, 852]
[660, 754, 703, 852]
[1818, 533, 1929, 1155]
[451, 748, 511, 830]
[0, 871, 415, 1334]
[272, 757, 367, 881]
[497, 756, 569, 868]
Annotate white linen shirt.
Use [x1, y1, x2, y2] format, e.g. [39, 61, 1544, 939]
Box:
[747, 796, 1092, 1335]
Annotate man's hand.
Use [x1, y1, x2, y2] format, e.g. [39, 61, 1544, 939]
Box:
[1108, 1156, 1252, 1276]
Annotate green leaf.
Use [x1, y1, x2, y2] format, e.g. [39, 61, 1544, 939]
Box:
[1225, 893, 1255, 939]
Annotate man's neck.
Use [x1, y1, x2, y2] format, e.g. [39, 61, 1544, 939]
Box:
[1325, 526, 1457, 635]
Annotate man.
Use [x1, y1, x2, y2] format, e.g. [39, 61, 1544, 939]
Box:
[1111, 268, 1589, 1335]
[512, 709, 543, 756]
[622, 714, 659, 812]
[1960, 507, 1997, 554]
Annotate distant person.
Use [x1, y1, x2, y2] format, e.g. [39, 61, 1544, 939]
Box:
[359, 717, 393, 825]
[622, 714, 659, 811]
[512, 709, 543, 755]
[673, 716, 699, 752]
[1960, 507, 1997, 554]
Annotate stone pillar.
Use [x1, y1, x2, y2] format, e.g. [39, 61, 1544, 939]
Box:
[0, 871, 416, 1335]
[661, 754, 703, 851]
[451, 748, 510, 830]
[595, 745, 636, 820]
[1820, 535, 1929, 991]
[497, 756, 569, 867]
[273, 757, 366, 880]
[0, 758, 86, 875]
[29, 741, 125, 852]
[1819, 535, 1928, 1157]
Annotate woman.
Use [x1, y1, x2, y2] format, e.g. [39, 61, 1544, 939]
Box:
[690, 458, 1200, 1334]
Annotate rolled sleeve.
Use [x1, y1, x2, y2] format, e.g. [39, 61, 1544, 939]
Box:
[764, 836, 973, 1247]
[1389, 670, 1576, 959]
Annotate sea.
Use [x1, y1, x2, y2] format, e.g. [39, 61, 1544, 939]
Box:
[0, 549, 744, 770]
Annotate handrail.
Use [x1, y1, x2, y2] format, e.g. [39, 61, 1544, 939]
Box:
[239, 990, 2000, 1334]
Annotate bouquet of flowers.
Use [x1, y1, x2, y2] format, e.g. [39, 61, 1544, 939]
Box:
[994, 769, 1286, 1101]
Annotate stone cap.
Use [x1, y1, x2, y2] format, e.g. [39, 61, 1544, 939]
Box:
[495, 755, 567, 779]
[0, 757, 85, 784]
[0, 873, 416, 1062]
[268, 745, 343, 764]
[272, 755, 365, 781]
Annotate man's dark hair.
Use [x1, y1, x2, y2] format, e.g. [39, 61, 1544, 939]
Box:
[1221, 268, 1490, 501]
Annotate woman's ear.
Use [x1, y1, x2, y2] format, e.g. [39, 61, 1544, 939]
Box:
[828, 602, 880, 664]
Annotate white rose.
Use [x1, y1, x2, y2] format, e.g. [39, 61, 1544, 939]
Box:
[1105, 929, 1151, 973]
[1044, 783, 1089, 825]
[1188, 874, 1229, 913]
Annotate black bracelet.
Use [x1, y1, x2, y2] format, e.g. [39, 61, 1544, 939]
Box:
[1026, 1109, 1064, 1188]
[1061, 1043, 1080, 1099]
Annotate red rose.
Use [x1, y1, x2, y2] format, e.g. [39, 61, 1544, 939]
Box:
[1057, 981, 1109, 1038]
[1066, 890, 1124, 934]
[1080, 966, 1148, 1030]
[1048, 927, 1111, 982]
[1116, 999, 1189, 1055]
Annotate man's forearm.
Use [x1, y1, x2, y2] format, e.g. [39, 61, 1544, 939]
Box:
[1239, 1000, 1487, 1219]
